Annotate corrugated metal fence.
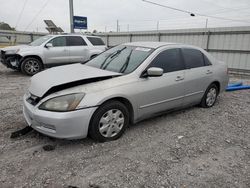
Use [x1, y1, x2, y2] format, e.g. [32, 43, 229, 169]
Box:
[97, 26, 250, 73]
[1, 26, 250, 73]
[0, 29, 44, 46]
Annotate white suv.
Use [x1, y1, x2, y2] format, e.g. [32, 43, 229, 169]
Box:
[0, 34, 107, 75]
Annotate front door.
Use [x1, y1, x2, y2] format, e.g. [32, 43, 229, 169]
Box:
[43, 36, 70, 65]
[136, 48, 186, 119]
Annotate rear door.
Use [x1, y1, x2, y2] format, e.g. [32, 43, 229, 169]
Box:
[136, 48, 186, 118]
[181, 48, 214, 106]
[43, 36, 70, 65]
[66, 36, 89, 63]
[86, 37, 107, 57]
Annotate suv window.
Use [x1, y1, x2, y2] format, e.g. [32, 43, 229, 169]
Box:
[149, 48, 185, 73]
[87, 37, 105, 46]
[49, 36, 67, 47]
[66, 36, 87, 46]
[182, 48, 205, 68]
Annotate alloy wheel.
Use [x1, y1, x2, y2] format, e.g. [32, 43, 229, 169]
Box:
[206, 87, 217, 107]
[24, 60, 40, 74]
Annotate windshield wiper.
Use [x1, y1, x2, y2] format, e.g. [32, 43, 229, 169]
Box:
[119, 49, 133, 73]
[100, 47, 127, 69]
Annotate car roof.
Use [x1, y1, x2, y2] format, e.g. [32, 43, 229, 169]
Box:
[123, 42, 178, 49]
[47, 34, 101, 38]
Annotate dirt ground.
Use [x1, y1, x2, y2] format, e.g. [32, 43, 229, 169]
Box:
[0, 64, 249, 188]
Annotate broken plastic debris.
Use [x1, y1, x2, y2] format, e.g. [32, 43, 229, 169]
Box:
[10, 126, 33, 138]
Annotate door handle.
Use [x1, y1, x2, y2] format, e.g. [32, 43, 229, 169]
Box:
[175, 76, 184, 81]
[206, 70, 213, 74]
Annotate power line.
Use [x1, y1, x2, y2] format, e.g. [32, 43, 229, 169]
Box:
[142, 0, 250, 24]
[15, 0, 28, 29]
[24, 0, 50, 31]
[142, 0, 194, 15]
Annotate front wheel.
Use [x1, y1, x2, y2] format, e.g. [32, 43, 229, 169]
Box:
[21, 57, 43, 76]
[200, 84, 218, 108]
[88, 101, 129, 142]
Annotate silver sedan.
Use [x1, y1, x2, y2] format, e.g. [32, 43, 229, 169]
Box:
[23, 42, 229, 142]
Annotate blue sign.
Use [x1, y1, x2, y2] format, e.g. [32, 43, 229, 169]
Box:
[73, 16, 87, 29]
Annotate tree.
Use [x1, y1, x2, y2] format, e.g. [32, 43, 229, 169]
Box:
[0, 22, 15, 31]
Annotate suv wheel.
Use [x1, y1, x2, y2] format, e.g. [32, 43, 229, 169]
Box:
[200, 84, 218, 108]
[88, 101, 129, 142]
[21, 57, 43, 76]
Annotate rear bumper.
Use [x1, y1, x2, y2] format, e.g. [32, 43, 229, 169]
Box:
[23, 95, 98, 139]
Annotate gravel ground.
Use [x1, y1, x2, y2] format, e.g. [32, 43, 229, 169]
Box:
[0, 64, 250, 188]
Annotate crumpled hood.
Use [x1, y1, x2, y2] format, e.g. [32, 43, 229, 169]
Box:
[1, 45, 34, 52]
[29, 64, 121, 97]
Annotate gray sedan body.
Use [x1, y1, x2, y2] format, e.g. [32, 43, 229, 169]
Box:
[23, 42, 228, 140]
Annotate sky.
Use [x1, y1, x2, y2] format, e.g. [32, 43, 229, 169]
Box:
[0, 0, 250, 33]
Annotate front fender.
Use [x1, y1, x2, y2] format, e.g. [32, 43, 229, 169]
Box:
[79, 92, 138, 123]
[18, 51, 44, 62]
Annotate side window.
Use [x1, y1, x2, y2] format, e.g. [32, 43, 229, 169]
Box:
[149, 48, 185, 73]
[49, 37, 66, 47]
[182, 48, 205, 69]
[66, 36, 87, 46]
[203, 54, 212, 66]
[87, 37, 105, 46]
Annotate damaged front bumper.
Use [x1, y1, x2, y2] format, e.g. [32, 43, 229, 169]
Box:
[0, 50, 22, 69]
[23, 94, 98, 139]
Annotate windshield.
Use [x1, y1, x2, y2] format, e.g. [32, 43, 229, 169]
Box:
[86, 45, 153, 74]
[29, 35, 53, 46]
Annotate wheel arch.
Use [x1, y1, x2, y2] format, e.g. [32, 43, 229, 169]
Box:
[210, 80, 221, 94]
[90, 54, 98, 59]
[20, 55, 44, 69]
[96, 96, 135, 125]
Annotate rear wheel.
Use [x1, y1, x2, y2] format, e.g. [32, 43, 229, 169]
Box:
[88, 101, 129, 142]
[200, 84, 218, 108]
[21, 57, 43, 76]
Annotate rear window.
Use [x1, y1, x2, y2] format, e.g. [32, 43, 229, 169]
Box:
[87, 37, 105, 46]
[66, 36, 87, 46]
[203, 54, 212, 66]
[182, 48, 205, 69]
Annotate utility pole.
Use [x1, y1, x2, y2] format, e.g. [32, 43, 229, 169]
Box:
[157, 21, 159, 31]
[69, 0, 74, 33]
[127, 24, 129, 32]
[116, 20, 119, 32]
[205, 18, 208, 30]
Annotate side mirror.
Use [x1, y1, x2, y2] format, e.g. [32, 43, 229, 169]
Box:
[142, 67, 163, 77]
[45, 43, 53, 48]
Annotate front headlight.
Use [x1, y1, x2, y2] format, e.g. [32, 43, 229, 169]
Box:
[39, 93, 85, 112]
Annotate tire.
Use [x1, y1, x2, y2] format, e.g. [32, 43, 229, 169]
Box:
[88, 101, 129, 142]
[200, 83, 219, 108]
[21, 57, 43, 76]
